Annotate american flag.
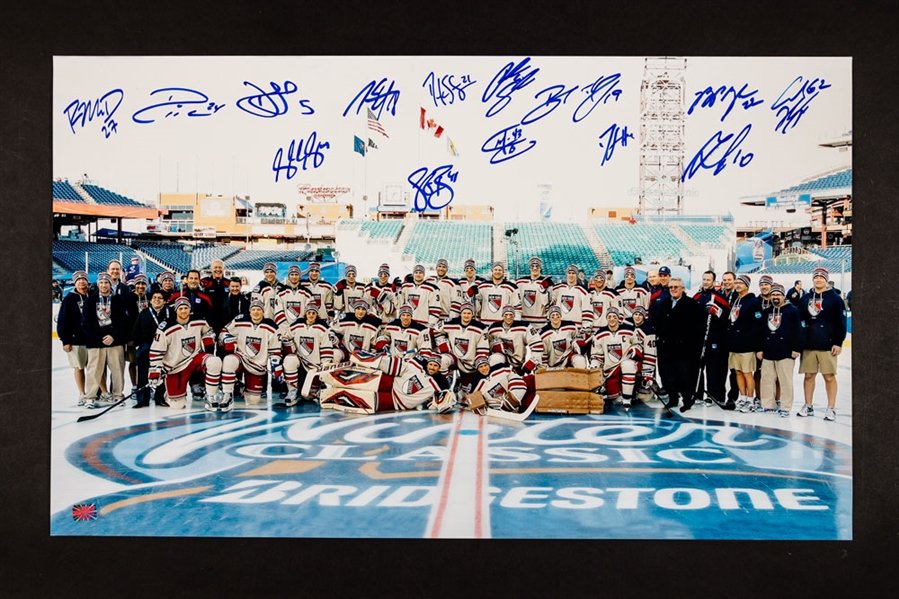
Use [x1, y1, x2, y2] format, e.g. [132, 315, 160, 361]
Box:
[367, 108, 389, 138]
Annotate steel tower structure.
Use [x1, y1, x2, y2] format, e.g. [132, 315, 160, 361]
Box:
[638, 57, 687, 215]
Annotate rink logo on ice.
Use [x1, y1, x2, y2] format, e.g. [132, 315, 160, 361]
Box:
[58, 413, 851, 538]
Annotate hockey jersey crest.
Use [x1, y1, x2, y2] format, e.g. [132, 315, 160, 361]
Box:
[522, 289, 536, 308]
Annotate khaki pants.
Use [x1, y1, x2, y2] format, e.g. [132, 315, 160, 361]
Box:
[760, 358, 795, 411]
[85, 346, 125, 400]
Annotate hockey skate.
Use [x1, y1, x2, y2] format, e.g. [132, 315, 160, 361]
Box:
[283, 389, 299, 407]
[218, 392, 233, 413]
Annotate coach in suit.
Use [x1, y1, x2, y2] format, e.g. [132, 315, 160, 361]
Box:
[654, 277, 706, 412]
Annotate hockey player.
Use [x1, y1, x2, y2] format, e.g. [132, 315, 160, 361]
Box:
[515, 256, 553, 326]
[551, 265, 592, 328]
[330, 299, 384, 362]
[530, 305, 588, 370]
[366, 263, 397, 324]
[131, 289, 172, 407]
[301, 262, 335, 322]
[616, 266, 650, 321]
[319, 351, 454, 414]
[398, 264, 442, 326]
[429, 258, 461, 320]
[57, 270, 91, 404]
[630, 306, 658, 399]
[726, 274, 765, 413]
[274, 264, 312, 335]
[434, 302, 490, 392]
[219, 299, 282, 409]
[281, 300, 334, 406]
[757, 284, 805, 417]
[589, 307, 640, 409]
[333, 264, 368, 318]
[82, 273, 128, 409]
[469, 355, 538, 415]
[654, 277, 706, 412]
[251, 262, 283, 321]
[374, 304, 432, 357]
[692, 270, 733, 409]
[485, 305, 539, 373]
[797, 267, 847, 421]
[148, 296, 222, 411]
[473, 261, 521, 325]
[458, 259, 485, 315]
[588, 269, 621, 330]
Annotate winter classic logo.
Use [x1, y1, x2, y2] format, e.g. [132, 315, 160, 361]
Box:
[52, 412, 851, 539]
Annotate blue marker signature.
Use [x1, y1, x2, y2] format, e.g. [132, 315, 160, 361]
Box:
[63, 89, 124, 138]
[597, 123, 634, 167]
[572, 74, 622, 123]
[481, 123, 537, 165]
[771, 76, 831, 135]
[272, 132, 331, 183]
[343, 78, 400, 120]
[408, 165, 459, 211]
[132, 88, 225, 124]
[482, 57, 540, 118]
[682, 124, 754, 181]
[520, 84, 579, 125]
[688, 83, 764, 122]
[423, 72, 477, 107]
[237, 80, 314, 118]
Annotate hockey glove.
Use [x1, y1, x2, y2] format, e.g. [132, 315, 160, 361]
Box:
[148, 367, 164, 388]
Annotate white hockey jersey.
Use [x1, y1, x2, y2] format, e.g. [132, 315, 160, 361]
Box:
[515, 275, 554, 324]
[220, 314, 281, 375]
[149, 317, 216, 374]
[474, 279, 521, 324]
[551, 283, 592, 326]
[286, 318, 334, 365]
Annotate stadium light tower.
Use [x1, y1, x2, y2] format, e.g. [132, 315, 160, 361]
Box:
[638, 57, 687, 216]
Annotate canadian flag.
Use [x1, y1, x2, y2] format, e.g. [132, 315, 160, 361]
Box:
[420, 107, 444, 138]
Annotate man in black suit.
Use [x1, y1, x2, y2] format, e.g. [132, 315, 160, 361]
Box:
[654, 277, 706, 412]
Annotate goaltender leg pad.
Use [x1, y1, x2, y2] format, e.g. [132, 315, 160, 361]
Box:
[464, 390, 488, 415]
[535, 391, 604, 414]
[320, 367, 382, 392]
[320, 387, 377, 414]
[535, 368, 603, 391]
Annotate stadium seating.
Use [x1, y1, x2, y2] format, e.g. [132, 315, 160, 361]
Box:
[508, 222, 600, 277]
[779, 169, 851, 194]
[53, 181, 85, 202]
[403, 220, 493, 275]
[679, 225, 729, 245]
[190, 245, 244, 270]
[226, 249, 314, 270]
[81, 184, 147, 207]
[593, 223, 689, 266]
[361, 220, 404, 243]
[52, 240, 164, 277]
[132, 241, 193, 272]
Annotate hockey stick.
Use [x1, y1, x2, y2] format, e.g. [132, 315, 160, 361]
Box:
[486, 394, 541, 422]
[77, 386, 146, 423]
[685, 310, 714, 412]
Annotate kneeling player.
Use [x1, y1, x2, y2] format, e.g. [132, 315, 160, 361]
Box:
[530, 305, 589, 370]
[219, 299, 281, 410]
[319, 351, 453, 415]
[281, 300, 334, 406]
[467, 356, 538, 415]
[148, 297, 222, 410]
[589, 307, 640, 409]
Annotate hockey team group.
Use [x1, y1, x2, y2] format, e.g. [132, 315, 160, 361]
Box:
[55, 254, 847, 421]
